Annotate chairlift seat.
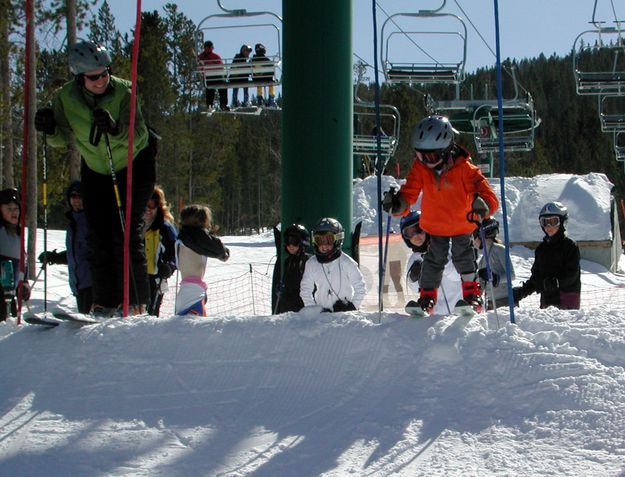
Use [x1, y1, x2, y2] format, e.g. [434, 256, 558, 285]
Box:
[575, 71, 625, 95]
[601, 113, 625, 133]
[353, 135, 398, 157]
[197, 57, 280, 90]
[385, 62, 463, 85]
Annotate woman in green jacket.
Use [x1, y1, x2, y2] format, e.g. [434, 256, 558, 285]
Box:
[35, 41, 156, 316]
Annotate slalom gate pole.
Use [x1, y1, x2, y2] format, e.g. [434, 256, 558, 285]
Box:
[493, 0, 515, 324]
[17, 0, 34, 325]
[42, 133, 49, 312]
[371, 0, 386, 317]
[121, 0, 142, 316]
[103, 132, 140, 312]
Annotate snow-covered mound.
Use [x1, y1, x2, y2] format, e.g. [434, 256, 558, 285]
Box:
[1, 307, 625, 476]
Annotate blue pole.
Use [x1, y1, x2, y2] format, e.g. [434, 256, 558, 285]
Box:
[371, 0, 386, 313]
[493, 0, 515, 324]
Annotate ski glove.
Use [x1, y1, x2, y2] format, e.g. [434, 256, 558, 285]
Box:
[38, 249, 63, 265]
[382, 189, 406, 214]
[333, 300, 356, 312]
[512, 286, 525, 306]
[408, 260, 422, 283]
[21, 281, 31, 301]
[35, 108, 56, 135]
[471, 195, 489, 220]
[158, 263, 175, 280]
[478, 268, 499, 287]
[543, 277, 559, 292]
[93, 108, 120, 135]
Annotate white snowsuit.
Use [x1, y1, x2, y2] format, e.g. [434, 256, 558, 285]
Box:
[406, 251, 462, 315]
[300, 253, 366, 311]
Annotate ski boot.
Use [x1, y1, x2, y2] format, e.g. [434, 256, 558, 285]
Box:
[460, 280, 484, 314]
[406, 288, 437, 318]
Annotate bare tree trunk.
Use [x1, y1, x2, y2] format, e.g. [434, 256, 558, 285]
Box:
[0, 0, 13, 188]
[67, 0, 80, 180]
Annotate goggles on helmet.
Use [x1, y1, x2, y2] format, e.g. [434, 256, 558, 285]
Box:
[402, 224, 424, 239]
[313, 232, 337, 247]
[284, 234, 301, 246]
[540, 216, 560, 228]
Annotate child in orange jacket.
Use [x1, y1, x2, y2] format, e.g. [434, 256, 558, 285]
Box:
[383, 115, 499, 314]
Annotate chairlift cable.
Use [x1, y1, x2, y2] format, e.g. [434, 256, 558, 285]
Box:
[453, 0, 496, 59]
[375, 1, 443, 66]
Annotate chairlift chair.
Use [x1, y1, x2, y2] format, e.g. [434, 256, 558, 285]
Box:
[615, 131, 625, 162]
[194, 6, 282, 110]
[353, 103, 400, 158]
[599, 95, 625, 132]
[573, 26, 625, 96]
[380, 11, 467, 86]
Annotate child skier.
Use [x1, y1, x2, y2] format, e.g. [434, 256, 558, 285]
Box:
[300, 217, 366, 312]
[0, 188, 30, 321]
[272, 223, 310, 314]
[473, 218, 515, 310]
[513, 202, 581, 309]
[383, 115, 499, 314]
[400, 211, 462, 315]
[38, 181, 93, 313]
[175, 204, 230, 316]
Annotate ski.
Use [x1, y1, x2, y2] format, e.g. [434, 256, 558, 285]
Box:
[405, 300, 430, 318]
[453, 299, 478, 318]
[23, 313, 63, 327]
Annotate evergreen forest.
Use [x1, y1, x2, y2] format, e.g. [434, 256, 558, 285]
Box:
[1, 1, 623, 239]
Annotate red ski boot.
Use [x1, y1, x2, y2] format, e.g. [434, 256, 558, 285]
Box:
[461, 280, 484, 313]
[405, 288, 438, 317]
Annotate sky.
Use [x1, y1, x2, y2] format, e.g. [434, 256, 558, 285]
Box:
[100, 0, 625, 73]
[2, 173, 625, 475]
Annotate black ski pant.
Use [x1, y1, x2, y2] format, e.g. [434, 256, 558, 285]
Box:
[81, 146, 156, 308]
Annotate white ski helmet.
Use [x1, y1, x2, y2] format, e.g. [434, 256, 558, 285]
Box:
[69, 41, 111, 75]
[411, 115, 456, 152]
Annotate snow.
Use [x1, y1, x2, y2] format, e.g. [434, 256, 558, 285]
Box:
[2, 173, 625, 476]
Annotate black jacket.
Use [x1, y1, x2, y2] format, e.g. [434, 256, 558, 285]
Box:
[517, 228, 581, 307]
[272, 250, 309, 314]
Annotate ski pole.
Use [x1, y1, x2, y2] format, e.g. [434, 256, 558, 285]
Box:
[468, 212, 500, 329]
[439, 281, 451, 315]
[380, 211, 393, 311]
[103, 131, 140, 311]
[42, 132, 49, 312]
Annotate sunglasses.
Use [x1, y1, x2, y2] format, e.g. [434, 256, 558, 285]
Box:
[84, 68, 110, 81]
[402, 224, 424, 239]
[540, 216, 560, 228]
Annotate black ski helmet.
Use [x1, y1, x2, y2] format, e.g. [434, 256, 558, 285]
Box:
[311, 217, 344, 263]
[284, 223, 310, 249]
[66, 180, 82, 208]
[481, 218, 499, 239]
[0, 188, 19, 206]
[399, 211, 430, 252]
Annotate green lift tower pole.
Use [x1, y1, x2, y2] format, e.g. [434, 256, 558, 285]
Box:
[281, 1, 353, 252]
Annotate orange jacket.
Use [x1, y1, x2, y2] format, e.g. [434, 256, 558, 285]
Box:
[397, 149, 499, 236]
